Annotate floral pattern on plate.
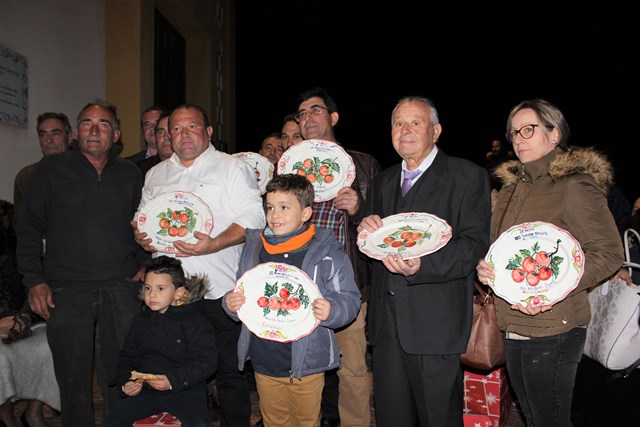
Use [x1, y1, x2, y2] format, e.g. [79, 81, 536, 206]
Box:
[137, 191, 214, 254]
[357, 212, 453, 260]
[486, 221, 584, 306]
[232, 151, 274, 195]
[277, 139, 355, 202]
[236, 263, 321, 342]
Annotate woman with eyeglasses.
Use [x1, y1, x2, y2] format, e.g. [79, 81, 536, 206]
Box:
[475, 98, 623, 427]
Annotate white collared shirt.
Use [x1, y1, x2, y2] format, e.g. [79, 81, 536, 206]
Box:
[401, 146, 438, 185]
[138, 144, 266, 299]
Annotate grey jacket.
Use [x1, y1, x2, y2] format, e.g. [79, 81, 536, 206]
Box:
[223, 227, 361, 380]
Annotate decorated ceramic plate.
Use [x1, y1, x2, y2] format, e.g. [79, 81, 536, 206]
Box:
[137, 191, 214, 253]
[485, 221, 585, 307]
[232, 151, 274, 195]
[277, 139, 356, 202]
[235, 262, 322, 343]
[357, 212, 453, 260]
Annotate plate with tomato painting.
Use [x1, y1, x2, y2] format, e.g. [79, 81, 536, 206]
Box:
[137, 191, 214, 254]
[232, 151, 274, 195]
[485, 221, 585, 307]
[356, 212, 453, 261]
[235, 262, 322, 343]
[277, 139, 356, 202]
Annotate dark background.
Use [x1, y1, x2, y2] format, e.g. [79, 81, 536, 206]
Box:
[235, 5, 637, 202]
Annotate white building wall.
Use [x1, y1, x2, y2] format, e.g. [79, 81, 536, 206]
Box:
[0, 0, 106, 203]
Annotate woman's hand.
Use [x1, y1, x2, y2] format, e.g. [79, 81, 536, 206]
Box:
[611, 267, 633, 285]
[476, 258, 494, 285]
[511, 300, 554, 316]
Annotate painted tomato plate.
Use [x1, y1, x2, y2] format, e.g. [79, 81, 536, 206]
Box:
[357, 212, 453, 260]
[232, 151, 274, 195]
[277, 139, 355, 202]
[485, 221, 585, 307]
[235, 262, 322, 343]
[137, 191, 214, 254]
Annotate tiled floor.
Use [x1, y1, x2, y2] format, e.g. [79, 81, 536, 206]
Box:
[15, 391, 525, 427]
[13, 352, 526, 426]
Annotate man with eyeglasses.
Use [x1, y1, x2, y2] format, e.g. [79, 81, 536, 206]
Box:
[133, 104, 265, 427]
[295, 87, 381, 427]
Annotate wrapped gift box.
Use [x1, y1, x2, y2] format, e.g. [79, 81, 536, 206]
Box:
[463, 367, 512, 427]
[133, 412, 182, 426]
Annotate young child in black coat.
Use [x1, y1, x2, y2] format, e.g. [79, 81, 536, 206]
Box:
[103, 256, 217, 427]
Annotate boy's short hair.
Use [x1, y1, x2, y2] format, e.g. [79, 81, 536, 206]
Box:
[145, 256, 186, 288]
[266, 174, 315, 210]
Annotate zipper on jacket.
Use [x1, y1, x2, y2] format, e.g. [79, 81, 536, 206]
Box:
[289, 370, 294, 384]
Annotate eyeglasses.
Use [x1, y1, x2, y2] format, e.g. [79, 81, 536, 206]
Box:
[506, 124, 554, 143]
[294, 105, 328, 122]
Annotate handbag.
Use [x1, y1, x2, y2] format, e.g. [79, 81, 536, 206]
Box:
[584, 228, 640, 370]
[461, 281, 506, 370]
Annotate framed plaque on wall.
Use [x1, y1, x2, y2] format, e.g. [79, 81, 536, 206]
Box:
[0, 45, 28, 128]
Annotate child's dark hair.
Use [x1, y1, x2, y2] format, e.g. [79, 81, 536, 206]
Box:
[145, 256, 186, 288]
[266, 174, 315, 209]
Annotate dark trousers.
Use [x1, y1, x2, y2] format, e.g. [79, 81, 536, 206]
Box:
[572, 354, 640, 426]
[102, 386, 210, 427]
[46, 278, 141, 427]
[372, 296, 463, 427]
[506, 327, 585, 427]
[320, 368, 340, 419]
[204, 297, 251, 427]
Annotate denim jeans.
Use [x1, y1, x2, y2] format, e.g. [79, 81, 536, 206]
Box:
[506, 327, 586, 427]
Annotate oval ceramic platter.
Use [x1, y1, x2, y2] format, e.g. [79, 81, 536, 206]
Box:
[357, 212, 453, 260]
[235, 262, 322, 343]
[232, 151, 274, 195]
[277, 139, 356, 202]
[137, 191, 214, 254]
[485, 221, 585, 307]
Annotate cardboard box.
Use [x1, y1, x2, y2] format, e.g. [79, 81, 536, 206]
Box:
[463, 367, 512, 427]
[133, 412, 182, 426]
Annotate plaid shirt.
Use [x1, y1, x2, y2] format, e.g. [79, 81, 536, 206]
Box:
[311, 199, 345, 246]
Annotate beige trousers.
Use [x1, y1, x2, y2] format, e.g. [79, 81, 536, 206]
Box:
[256, 371, 323, 427]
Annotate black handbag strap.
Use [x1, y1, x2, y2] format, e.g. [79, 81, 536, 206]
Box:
[605, 355, 640, 382]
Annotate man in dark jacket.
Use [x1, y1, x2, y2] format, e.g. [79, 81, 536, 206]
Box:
[359, 96, 491, 426]
[16, 101, 148, 426]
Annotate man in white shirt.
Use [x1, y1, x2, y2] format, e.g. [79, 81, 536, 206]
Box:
[134, 104, 265, 427]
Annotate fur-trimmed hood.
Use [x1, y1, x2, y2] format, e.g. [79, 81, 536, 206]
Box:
[138, 273, 211, 305]
[493, 147, 614, 195]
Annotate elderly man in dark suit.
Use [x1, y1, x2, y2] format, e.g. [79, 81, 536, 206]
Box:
[358, 96, 491, 427]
